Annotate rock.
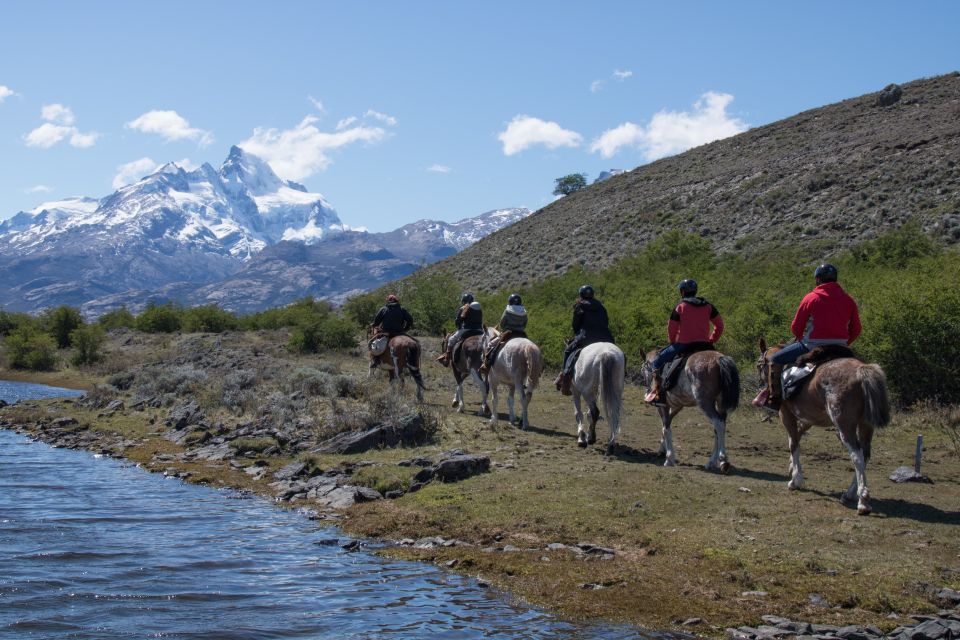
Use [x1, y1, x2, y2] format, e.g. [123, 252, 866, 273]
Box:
[811, 624, 839, 634]
[104, 399, 124, 412]
[273, 461, 308, 481]
[445, 559, 459, 568]
[741, 591, 768, 597]
[502, 544, 521, 552]
[341, 539, 361, 551]
[937, 587, 960, 604]
[890, 466, 933, 483]
[0, 399, 7, 408]
[683, 618, 704, 626]
[578, 582, 605, 590]
[877, 83, 903, 107]
[906, 619, 949, 640]
[413, 467, 435, 484]
[315, 414, 430, 454]
[51, 417, 79, 427]
[756, 625, 792, 637]
[385, 489, 405, 499]
[546, 543, 568, 551]
[167, 400, 202, 429]
[414, 536, 445, 549]
[726, 628, 754, 640]
[398, 457, 433, 467]
[431, 455, 490, 482]
[576, 542, 616, 556]
[809, 593, 829, 606]
[762, 616, 792, 626]
[836, 624, 871, 640]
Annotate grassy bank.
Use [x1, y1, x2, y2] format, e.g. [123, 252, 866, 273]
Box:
[1, 330, 958, 635]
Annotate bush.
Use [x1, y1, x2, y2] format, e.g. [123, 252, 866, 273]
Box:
[135, 303, 182, 333]
[288, 316, 357, 353]
[42, 305, 83, 349]
[240, 296, 333, 331]
[70, 324, 106, 366]
[98, 307, 135, 330]
[182, 305, 239, 333]
[4, 326, 57, 370]
[0, 308, 34, 336]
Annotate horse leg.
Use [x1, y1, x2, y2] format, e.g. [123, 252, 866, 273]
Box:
[701, 403, 730, 474]
[521, 387, 532, 432]
[488, 381, 500, 427]
[780, 410, 804, 490]
[588, 400, 599, 445]
[837, 418, 871, 515]
[659, 407, 678, 467]
[507, 385, 517, 426]
[479, 373, 490, 417]
[573, 388, 587, 448]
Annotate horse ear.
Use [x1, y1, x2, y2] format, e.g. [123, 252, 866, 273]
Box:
[758, 337, 767, 353]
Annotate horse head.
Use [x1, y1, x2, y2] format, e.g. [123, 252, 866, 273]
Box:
[755, 338, 784, 391]
[639, 348, 660, 387]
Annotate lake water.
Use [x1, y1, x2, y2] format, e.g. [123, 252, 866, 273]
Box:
[0, 380, 672, 639]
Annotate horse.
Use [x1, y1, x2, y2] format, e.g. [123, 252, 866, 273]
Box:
[570, 342, 625, 454]
[450, 328, 494, 415]
[482, 331, 543, 430]
[640, 348, 740, 472]
[753, 338, 890, 515]
[368, 334, 426, 402]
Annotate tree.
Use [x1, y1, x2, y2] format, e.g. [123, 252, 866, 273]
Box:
[42, 305, 84, 348]
[552, 173, 588, 196]
[70, 324, 106, 366]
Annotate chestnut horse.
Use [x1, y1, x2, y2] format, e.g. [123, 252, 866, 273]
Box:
[369, 335, 426, 402]
[640, 349, 740, 472]
[753, 338, 890, 515]
[482, 332, 543, 430]
[450, 329, 494, 415]
[570, 342, 626, 453]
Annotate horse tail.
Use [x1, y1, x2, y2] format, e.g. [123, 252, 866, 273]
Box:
[717, 355, 741, 414]
[600, 350, 624, 439]
[858, 364, 890, 428]
[524, 343, 542, 391]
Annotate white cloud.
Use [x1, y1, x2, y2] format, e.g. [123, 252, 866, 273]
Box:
[335, 116, 358, 130]
[24, 104, 98, 148]
[613, 69, 633, 80]
[592, 69, 633, 93]
[364, 109, 397, 126]
[240, 115, 387, 181]
[427, 164, 451, 173]
[175, 157, 199, 171]
[590, 79, 605, 93]
[0, 85, 16, 102]
[26, 184, 53, 194]
[41, 103, 75, 125]
[498, 115, 582, 156]
[308, 95, 325, 114]
[113, 157, 158, 189]
[590, 91, 748, 160]
[125, 110, 213, 147]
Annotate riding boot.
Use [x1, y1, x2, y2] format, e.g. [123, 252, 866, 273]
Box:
[644, 372, 666, 407]
[767, 363, 784, 410]
[436, 347, 451, 367]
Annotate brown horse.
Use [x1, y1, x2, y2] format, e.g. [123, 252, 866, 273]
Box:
[753, 338, 890, 515]
[450, 329, 493, 415]
[641, 349, 740, 472]
[369, 334, 426, 402]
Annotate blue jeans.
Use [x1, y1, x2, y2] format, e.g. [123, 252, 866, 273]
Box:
[770, 341, 810, 365]
[653, 343, 689, 371]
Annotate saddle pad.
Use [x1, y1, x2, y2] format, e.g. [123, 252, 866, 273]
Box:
[662, 356, 687, 391]
[369, 335, 388, 356]
[783, 363, 816, 399]
[564, 347, 583, 372]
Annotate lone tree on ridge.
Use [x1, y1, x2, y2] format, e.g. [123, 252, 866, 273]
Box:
[552, 173, 588, 196]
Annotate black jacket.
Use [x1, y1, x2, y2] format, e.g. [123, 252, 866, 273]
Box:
[455, 302, 483, 332]
[374, 302, 413, 334]
[572, 299, 614, 344]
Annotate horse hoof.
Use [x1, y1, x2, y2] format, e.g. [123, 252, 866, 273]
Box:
[451, 400, 460, 408]
[788, 481, 802, 491]
[577, 440, 587, 449]
[663, 459, 676, 468]
[605, 444, 615, 456]
[719, 461, 731, 474]
[857, 504, 872, 516]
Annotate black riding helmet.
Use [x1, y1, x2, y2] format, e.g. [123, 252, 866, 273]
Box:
[578, 285, 594, 300]
[678, 279, 698, 297]
[508, 293, 522, 306]
[460, 292, 475, 304]
[814, 263, 838, 283]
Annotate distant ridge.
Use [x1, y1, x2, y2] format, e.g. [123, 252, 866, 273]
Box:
[418, 73, 960, 292]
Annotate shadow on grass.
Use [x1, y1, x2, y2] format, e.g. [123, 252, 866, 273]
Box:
[725, 466, 791, 483]
[803, 488, 960, 524]
[487, 414, 574, 439]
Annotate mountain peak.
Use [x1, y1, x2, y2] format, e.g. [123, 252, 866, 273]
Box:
[220, 145, 285, 196]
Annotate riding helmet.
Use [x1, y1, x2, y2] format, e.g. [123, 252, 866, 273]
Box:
[508, 293, 522, 306]
[814, 263, 838, 282]
[678, 279, 698, 297]
[578, 285, 594, 300]
[460, 292, 475, 304]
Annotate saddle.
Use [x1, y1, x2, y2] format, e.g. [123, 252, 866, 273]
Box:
[451, 328, 484, 364]
[483, 330, 526, 367]
[783, 344, 859, 399]
[661, 342, 715, 392]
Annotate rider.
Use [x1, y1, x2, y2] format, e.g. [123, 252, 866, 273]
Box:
[371, 294, 414, 337]
[644, 279, 724, 406]
[437, 292, 484, 367]
[480, 294, 528, 375]
[554, 285, 614, 393]
[763, 263, 861, 409]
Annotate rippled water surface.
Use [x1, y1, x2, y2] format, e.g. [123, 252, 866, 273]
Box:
[0, 381, 666, 639]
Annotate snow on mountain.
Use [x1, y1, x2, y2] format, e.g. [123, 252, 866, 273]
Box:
[594, 169, 626, 183]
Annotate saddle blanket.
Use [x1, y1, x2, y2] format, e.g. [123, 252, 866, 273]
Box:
[661, 342, 716, 392]
[782, 364, 815, 400]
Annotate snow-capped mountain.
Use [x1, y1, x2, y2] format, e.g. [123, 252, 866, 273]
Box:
[594, 169, 626, 183]
[0, 146, 531, 315]
[81, 207, 534, 315]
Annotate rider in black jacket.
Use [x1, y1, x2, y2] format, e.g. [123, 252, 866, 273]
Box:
[372, 294, 413, 336]
[554, 285, 615, 392]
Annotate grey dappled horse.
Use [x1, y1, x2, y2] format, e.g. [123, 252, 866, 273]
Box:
[483, 332, 543, 430]
[571, 342, 625, 453]
[641, 348, 740, 472]
[450, 328, 494, 416]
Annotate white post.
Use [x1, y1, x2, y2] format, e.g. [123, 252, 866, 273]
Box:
[914, 434, 923, 473]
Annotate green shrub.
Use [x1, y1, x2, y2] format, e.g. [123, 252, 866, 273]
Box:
[135, 303, 182, 333]
[288, 316, 357, 354]
[182, 305, 239, 333]
[70, 324, 106, 366]
[42, 305, 83, 348]
[98, 306, 135, 330]
[4, 326, 57, 370]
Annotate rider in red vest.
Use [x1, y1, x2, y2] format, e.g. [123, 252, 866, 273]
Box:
[762, 263, 861, 409]
[644, 279, 723, 406]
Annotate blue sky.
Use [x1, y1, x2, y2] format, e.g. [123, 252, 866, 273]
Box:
[1, 1, 957, 231]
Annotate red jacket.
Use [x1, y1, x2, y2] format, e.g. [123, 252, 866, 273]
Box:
[668, 297, 724, 344]
[791, 282, 861, 344]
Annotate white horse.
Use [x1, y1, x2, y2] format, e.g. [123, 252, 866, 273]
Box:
[571, 342, 625, 453]
[483, 335, 543, 430]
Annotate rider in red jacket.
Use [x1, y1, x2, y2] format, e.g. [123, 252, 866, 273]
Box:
[764, 263, 861, 408]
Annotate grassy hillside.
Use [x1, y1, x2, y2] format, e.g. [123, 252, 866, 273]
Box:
[419, 73, 960, 291]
